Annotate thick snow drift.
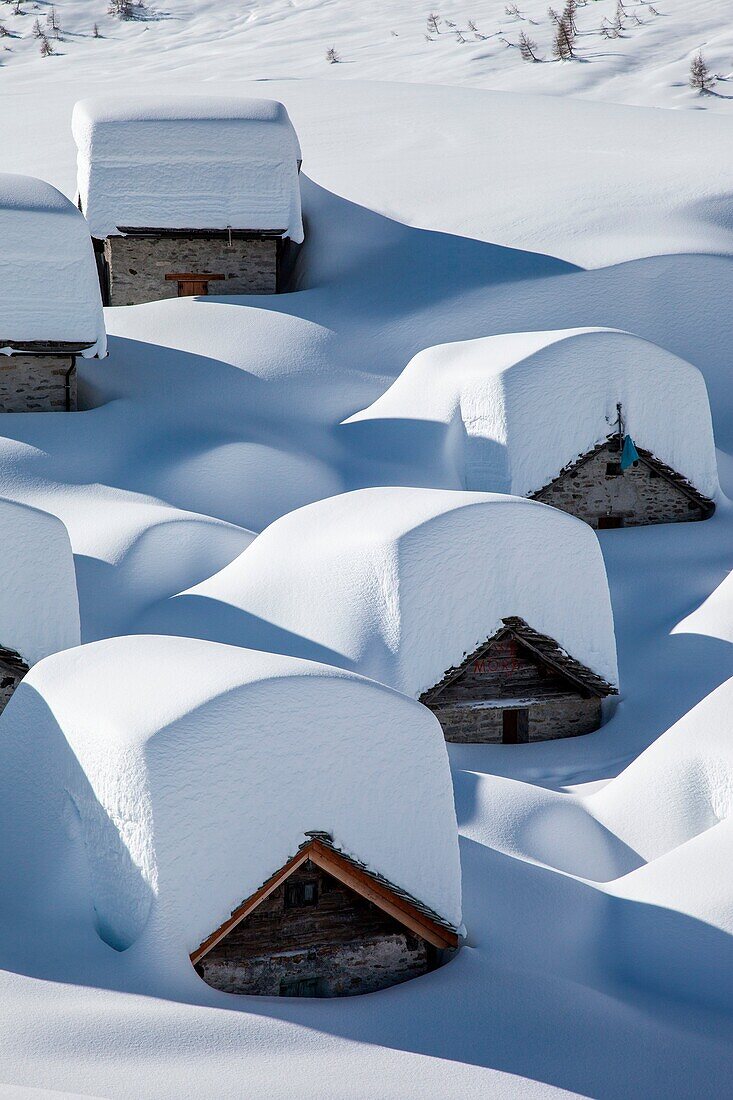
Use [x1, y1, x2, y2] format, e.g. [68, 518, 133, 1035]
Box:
[590, 677, 733, 865]
[7, 636, 460, 961]
[0, 174, 105, 357]
[347, 329, 719, 499]
[0, 497, 79, 663]
[73, 96, 304, 242]
[147, 488, 619, 696]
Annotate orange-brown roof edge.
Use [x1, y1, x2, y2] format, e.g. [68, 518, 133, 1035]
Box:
[190, 837, 459, 965]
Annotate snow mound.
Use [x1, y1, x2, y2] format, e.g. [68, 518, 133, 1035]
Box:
[7, 636, 460, 960]
[0, 497, 79, 663]
[347, 329, 719, 499]
[588, 682, 733, 1011]
[147, 488, 618, 696]
[0, 174, 105, 357]
[72, 96, 304, 242]
[589, 678, 733, 864]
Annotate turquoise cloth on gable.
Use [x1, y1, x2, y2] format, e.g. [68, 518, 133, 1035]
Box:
[620, 434, 640, 470]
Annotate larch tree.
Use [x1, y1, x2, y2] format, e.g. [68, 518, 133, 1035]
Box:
[563, 0, 578, 35]
[518, 30, 541, 60]
[552, 15, 575, 58]
[689, 52, 715, 93]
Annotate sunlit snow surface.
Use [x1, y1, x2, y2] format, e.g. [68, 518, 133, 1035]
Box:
[0, 56, 731, 1100]
[1, 0, 733, 114]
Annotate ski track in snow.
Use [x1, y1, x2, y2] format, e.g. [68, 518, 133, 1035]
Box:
[0, 18, 731, 1100]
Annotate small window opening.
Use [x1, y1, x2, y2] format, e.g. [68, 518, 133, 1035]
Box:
[284, 880, 319, 909]
[606, 462, 622, 477]
[598, 515, 624, 530]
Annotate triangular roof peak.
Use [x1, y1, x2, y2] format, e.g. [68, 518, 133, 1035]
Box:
[421, 616, 618, 705]
[531, 433, 715, 515]
[191, 834, 459, 966]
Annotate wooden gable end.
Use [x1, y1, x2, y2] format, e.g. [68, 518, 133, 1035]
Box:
[420, 617, 617, 708]
[423, 629, 588, 707]
[191, 836, 459, 966]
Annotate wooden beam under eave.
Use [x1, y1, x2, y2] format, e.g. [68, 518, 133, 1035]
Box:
[191, 839, 459, 965]
[190, 849, 311, 965]
[309, 842, 458, 950]
[510, 633, 603, 699]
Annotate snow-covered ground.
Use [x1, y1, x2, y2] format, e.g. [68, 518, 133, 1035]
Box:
[0, 8, 732, 1099]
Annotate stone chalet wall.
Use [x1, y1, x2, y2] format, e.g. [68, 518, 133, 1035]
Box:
[532, 441, 708, 528]
[104, 235, 280, 306]
[196, 861, 441, 997]
[422, 633, 605, 743]
[0, 355, 76, 412]
[429, 695, 602, 744]
[0, 652, 28, 715]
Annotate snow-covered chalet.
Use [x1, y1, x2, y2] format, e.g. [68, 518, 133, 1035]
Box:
[346, 329, 718, 529]
[22, 637, 461, 996]
[0, 174, 106, 411]
[72, 96, 304, 306]
[166, 488, 620, 744]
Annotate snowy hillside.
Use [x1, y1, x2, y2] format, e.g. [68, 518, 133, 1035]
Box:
[1, 0, 732, 112]
[0, 1, 731, 1096]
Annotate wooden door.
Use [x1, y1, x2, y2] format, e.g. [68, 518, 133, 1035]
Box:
[165, 273, 225, 297]
[502, 709, 529, 744]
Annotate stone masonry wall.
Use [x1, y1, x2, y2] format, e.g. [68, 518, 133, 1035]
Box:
[532, 442, 708, 527]
[430, 694, 602, 744]
[0, 654, 28, 714]
[0, 356, 76, 412]
[202, 934, 431, 998]
[197, 861, 441, 997]
[105, 235, 279, 306]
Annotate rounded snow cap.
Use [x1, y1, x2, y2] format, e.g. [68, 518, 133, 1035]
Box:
[347, 329, 718, 501]
[0, 173, 106, 357]
[72, 95, 304, 242]
[12, 636, 460, 955]
[152, 487, 619, 698]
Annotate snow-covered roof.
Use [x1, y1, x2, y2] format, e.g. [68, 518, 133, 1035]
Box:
[72, 96, 304, 243]
[0, 497, 79, 664]
[0, 174, 106, 358]
[151, 488, 619, 696]
[10, 636, 460, 958]
[346, 329, 719, 500]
